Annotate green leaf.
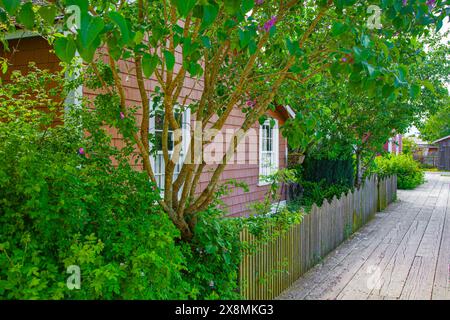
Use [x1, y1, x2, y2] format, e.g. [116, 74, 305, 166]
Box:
[1, 59, 8, 74]
[269, 118, 276, 128]
[188, 62, 202, 77]
[38, 5, 57, 25]
[409, 83, 420, 99]
[331, 22, 348, 37]
[224, 0, 240, 14]
[108, 12, 131, 45]
[18, 2, 35, 29]
[54, 37, 76, 63]
[205, 244, 217, 254]
[163, 50, 175, 71]
[192, 4, 203, 19]
[1, 0, 20, 15]
[436, 18, 443, 32]
[258, 115, 267, 125]
[248, 39, 256, 54]
[200, 36, 211, 48]
[183, 37, 195, 57]
[134, 31, 144, 44]
[65, 0, 89, 12]
[78, 15, 104, 48]
[241, 0, 254, 13]
[238, 29, 251, 48]
[379, 41, 389, 58]
[76, 35, 100, 62]
[201, 3, 219, 29]
[382, 84, 394, 98]
[421, 80, 435, 93]
[363, 62, 376, 77]
[107, 39, 122, 60]
[0, 8, 7, 23]
[142, 53, 159, 78]
[394, 65, 408, 87]
[397, 65, 408, 81]
[171, 0, 197, 17]
[286, 37, 303, 57]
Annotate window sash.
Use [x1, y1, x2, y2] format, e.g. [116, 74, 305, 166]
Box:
[259, 119, 279, 184]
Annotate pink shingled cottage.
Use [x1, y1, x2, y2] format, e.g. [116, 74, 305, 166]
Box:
[1, 33, 294, 217]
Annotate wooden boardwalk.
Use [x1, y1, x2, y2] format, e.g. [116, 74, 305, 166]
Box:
[277, 172, 450, 300]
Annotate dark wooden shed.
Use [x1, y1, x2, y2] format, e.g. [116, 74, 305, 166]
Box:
[433, 135, 450, 171]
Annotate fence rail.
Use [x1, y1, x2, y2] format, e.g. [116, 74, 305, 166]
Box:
[239, 175, 397, 300]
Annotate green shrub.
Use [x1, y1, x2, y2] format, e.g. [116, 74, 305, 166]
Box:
[0, 69, 191, 299]
[373, 154, 424, 189]
[182, 207, 242, 300]
[301, 180, 352, 208]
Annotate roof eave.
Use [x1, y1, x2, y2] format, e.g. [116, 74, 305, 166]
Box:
[432, 135, 450, 144]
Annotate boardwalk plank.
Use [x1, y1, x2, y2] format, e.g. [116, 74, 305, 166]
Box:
[432, 179, 450, 299]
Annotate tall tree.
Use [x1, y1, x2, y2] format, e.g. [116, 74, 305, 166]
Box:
[283, 28, 449, 186]
[420, 105, 450, 141]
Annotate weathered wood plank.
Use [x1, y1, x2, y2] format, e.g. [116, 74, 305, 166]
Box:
[400, 178, 448, 300]
[432, 179, 450, 299]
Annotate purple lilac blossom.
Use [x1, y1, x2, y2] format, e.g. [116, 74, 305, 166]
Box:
[263, 16, 277, 32]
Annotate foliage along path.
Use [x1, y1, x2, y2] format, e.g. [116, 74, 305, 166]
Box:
[277, 172, 450, 300]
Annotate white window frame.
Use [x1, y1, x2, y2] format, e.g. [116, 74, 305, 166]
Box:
[149, 102, 191, 192]
[258, 119, 279, 186]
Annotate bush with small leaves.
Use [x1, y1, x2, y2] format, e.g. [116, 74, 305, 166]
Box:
[373, 154, 424, 190]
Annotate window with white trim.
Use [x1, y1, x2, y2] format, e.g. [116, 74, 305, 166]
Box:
[150, 105, 190, 191]
[259, 119, 279, 185]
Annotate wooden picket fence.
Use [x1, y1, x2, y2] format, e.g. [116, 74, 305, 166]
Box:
[239, 175, 397, 300]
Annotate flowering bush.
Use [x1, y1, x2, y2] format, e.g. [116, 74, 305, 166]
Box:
[0, 69, 191, 299]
